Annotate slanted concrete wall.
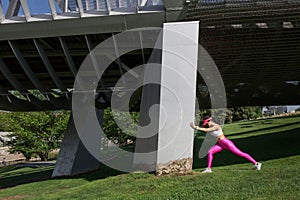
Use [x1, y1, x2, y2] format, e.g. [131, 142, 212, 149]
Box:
[52, 110, 103, 177]
[134, 48, 162, 172]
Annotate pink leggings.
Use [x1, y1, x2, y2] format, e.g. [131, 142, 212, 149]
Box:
[207, 137, 257, 168]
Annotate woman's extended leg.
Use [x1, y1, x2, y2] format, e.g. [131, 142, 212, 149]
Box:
[219, 138, 257, 164]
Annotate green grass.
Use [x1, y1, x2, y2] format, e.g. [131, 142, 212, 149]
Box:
[0, 115, 299, 200]
[0, 165, 54, 189]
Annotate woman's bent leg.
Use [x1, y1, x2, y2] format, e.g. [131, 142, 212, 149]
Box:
[207, 144, 223, 168]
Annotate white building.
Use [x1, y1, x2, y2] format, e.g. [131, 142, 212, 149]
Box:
[0, 132, 13, 146]
[263, 106, 287, 116]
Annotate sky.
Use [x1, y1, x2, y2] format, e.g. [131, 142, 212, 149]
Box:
[287, 106, 300, 112]
[1, 0, 61, 15]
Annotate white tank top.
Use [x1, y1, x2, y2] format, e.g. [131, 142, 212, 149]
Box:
[209, 127, 223, 138]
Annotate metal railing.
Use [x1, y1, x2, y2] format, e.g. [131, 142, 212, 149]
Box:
[0, 0, 164, 23]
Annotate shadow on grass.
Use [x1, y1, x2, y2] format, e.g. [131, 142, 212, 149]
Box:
[0, 144, 136, 189]
[240, 125, 253, 128]
[238, 121, 260, 126]
[0, 163, 124, 189]
[0, 166, 54, 189]
[235, 114, 300, 127]
[192, 127, 300, 169]
[69, 163, 125, 182]
[231, 121, 300, 137]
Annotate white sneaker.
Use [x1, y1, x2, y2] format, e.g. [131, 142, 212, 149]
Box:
[254, 162, 262, 170]
[201, 168, 212, 173]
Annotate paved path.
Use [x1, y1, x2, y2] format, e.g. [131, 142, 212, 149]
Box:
[16, 161, 56, 167]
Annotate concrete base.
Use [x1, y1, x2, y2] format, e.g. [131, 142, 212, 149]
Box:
[156, 158, 193, 176]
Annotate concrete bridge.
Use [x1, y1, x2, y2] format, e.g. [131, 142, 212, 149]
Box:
[0, 0, 299, 176]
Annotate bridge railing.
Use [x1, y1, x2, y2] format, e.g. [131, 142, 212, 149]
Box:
[0, 0, 164, 24]
[198, 0, 293, 5]
[64, 0, 163, 12]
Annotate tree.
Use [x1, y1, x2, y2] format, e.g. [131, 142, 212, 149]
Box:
[193, 106, 262, 124]
[102, 107, 139, 146]
[230, 106, 262, 122]
[3, 111, 70, 161]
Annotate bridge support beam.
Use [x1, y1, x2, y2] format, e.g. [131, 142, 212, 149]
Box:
[155, 21, 199, 175]
[52, 110, 103, 177]
[134, 21, 199, 175]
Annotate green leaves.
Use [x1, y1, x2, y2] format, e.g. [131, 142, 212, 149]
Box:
[102, 108, 139, 146]
[194, 107, 262, 124]
[1, 111, 70, 161]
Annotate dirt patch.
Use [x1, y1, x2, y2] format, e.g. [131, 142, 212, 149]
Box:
[1, 195, 29, 200]
[0, 147, 25, 161]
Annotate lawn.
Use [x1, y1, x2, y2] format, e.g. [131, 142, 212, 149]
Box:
[0, 115, 299, 200]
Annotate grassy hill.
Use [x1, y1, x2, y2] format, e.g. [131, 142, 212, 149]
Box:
[0, 115, 299, 199]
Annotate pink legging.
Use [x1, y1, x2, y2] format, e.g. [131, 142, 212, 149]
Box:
[207, 137, 257, 168]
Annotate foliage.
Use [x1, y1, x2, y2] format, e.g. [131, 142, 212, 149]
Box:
[229, 106, 262, 122]
[2, 111, 70, 161]
[0, 111, 11, 131]
[102, 107, 139, 146]
[194, 106, 262, 124]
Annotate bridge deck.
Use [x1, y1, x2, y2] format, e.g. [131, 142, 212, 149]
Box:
[0, 0, 299, 110]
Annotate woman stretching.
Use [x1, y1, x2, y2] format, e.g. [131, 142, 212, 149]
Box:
[190, 116, 262, 173]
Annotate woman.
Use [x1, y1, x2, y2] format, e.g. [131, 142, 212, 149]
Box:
[190, 116, 262, 173]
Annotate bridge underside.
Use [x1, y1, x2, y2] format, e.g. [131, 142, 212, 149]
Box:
[0, 0, 299, 111]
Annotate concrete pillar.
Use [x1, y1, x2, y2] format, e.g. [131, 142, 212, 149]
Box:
[52, 110, 103, 177]
[156, 21, 199, 175]
[134, 21, 199, 175]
